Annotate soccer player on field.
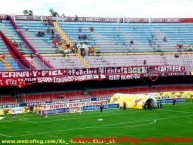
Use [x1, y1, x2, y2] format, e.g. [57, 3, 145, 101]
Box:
[123, 101, 126, 110]
[100, 103, 103, 112]
[12, 110, 16, 121]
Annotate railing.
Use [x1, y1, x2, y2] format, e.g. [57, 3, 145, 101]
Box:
[9, 16, 54, 69]
[53, 22, 90, 68]
[75, 52, 90, 68]
[53, 22, 73, 48]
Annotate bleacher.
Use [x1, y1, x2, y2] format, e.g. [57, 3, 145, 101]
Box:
[0, 20, 53, 70]
[20, 91, 92, 103]
[0, 96, 17, 105]
[44, 55, 84, 69]
[0, 17, 193, 71]
[16, 20, 59, 54]
[0, 20, 33, 54]
[58, 22, 193, 53]
[0, 21, 24, 70]
[84, 53, 193, 71]
[10, 85, 192, 104]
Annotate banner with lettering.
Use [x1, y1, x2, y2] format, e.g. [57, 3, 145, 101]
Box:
[0, 65, 187, 87]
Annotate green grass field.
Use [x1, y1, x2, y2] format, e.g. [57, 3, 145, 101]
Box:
[0, 103, 193, 145]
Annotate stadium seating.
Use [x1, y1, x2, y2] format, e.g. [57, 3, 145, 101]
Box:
[16, 20, 59, 54]
[9, 85, 191, 104]
[0, 85, 192, 105]
[1, 19, 193, 71]
[58, 22, 193, 53]
[44, 55, 84, 69]
[20, 91, 92, 103]
[0, 20, 51, 70]
[0, 96, 17, 104]
[84, 53, 193, 71]
[0, 20, 33, 54]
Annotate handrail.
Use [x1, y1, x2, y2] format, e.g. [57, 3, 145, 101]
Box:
[9, 16, 55, 69]
[53, 22, 90, 68]
[0, 31, 34, 69]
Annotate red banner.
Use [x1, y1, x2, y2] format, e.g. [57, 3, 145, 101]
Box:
[0, 69, 67, 78]
[0, 65, 187, 87]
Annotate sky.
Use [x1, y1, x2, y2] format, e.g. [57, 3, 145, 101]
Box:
[0, 0, 193, 18]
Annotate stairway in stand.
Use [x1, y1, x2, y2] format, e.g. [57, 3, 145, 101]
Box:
[53, 21, 90, 68]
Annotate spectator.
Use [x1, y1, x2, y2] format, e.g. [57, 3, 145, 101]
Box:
[174, 54, 179, 58]
[74, 15, 78, 22]
[76, 42, 82, 50]
[13, 40, 18, 47]
[65, 54, 69, 61]
[90, 27, 94, 32]
[51, 29, 55, 38]
[81, 48, 86, 57]
[47, 27, 51, 33]
[177, 44, 183, 49]
[130, 39, 134, 45]
[55, 34, 60, 40]
[37, 30, 45, 37]
[30, 54, 33, 59]
[18, 42, 22, 48]
[163, 36, 167, 42]
[65, 43, 71, 49]
[88, 47, 94, 56]
[24, 24, 28, 31]
[83, 34, 87, 40]
[43, 20, 48, 26]
[48, 19, 53, 26]
[187, 45, 193, 51]
[143, 60, 147, 65]
[96, 49, 100, 56]
[78, 34, 82, 39]
[1, 53, 6, 62]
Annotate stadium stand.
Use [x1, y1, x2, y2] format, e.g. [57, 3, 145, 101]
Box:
[5, 85, 190, 104]
[84, 53, 193, 71]
[43, 55, 84, 69]
[16, 20, 59, 54]
[0, 96, 17, 104]
[0, 20, 33, 54]
[58, 22, 193, 53]
[0, 15, 193, 105]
